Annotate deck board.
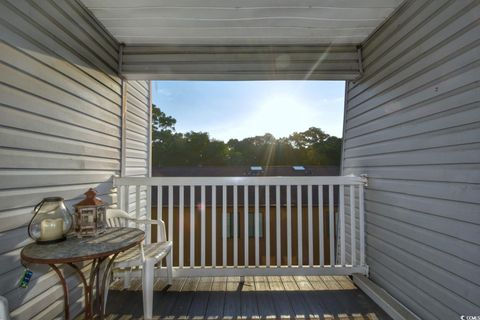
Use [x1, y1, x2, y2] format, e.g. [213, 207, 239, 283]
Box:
[104, 276, 392, 320]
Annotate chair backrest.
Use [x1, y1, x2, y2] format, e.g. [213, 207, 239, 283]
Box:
[106, 209, 131, 228]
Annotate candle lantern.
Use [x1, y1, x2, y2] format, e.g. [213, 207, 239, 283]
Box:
[28, 197, 73, 244]
[73, 188, 107, 237]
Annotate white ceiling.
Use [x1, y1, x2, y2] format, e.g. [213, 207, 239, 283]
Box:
[81, 0, 404, 46]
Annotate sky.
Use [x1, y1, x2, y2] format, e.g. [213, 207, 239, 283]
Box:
[152, 80, 345, 142]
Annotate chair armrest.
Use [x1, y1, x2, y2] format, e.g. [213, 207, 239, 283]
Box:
[130, 218, 162, 225]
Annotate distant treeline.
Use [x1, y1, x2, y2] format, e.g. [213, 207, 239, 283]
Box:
[152, 104, 342, 167]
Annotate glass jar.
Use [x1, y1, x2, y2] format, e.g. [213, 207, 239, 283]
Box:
[28, 197, 73, 244]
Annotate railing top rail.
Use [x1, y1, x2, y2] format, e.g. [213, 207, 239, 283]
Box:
[114, 175, 367, 186]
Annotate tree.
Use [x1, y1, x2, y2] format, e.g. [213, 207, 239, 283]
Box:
[152, 104, 176, 143]
[151, 105, 342, 167]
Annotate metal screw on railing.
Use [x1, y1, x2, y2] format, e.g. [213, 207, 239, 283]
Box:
[360, 174, 368, 187]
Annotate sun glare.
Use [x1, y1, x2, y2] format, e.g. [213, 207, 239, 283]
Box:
[245, 93, 319, 138]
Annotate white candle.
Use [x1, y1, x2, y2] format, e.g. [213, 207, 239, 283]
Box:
[40, 218, 64, 241]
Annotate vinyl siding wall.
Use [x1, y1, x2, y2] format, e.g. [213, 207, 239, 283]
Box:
[342, 0, 480, 319]
[124, 81, 151, 219]
[0, 1, 150, 318]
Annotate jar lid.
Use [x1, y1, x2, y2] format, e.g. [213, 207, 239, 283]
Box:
[43, 197, 64, 202]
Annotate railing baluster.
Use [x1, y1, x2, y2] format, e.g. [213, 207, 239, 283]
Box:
[276, 185, 281, 267]
[244, 185, 249, 267]
[211, 185, 216, 268]
[190, 185, 195, 267]
[135, 185, 141, 222]
[255, 185, 260, 267]
[168, 185, 174, 264]
[329, 184, 334, 266]
[340, 185, 345, 266]
[124, 185, 130, 217]
[287, 185, 292, 267]
[168, 186, 173, 242]
[201, 185, 206, 267]
[233, 185, 238, 267]
[146, 186, 151, 244]
[265, 186, 270, 267]
[222, 185, 227, 267]
[307, 185, 313, 267]
[118, 185, 124, 211]
[359, 184, 365, 266]
[297, 185, 302, 267]
[157, 185, 162, 242]
[179, 185, 184, 268]
[350, 185, 356, 266]
[319, 185, 324, 267]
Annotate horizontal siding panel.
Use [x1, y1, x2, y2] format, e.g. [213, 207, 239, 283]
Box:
[0, 182, 116, 211]
[367, 248, 465, 319]
[0, 248, 21, 275]
[366, 199, 479, 244]
[345, 105, 480, 148]
[345, 86, 479, 138]
[345, 124, 480, 159]
[348, 52, 480, 122]
[0, 127, 120, 159]
[0, 106, 119, 148]
[3, 0, 118, 80]
[122, 45, 360, 80]
[0, 42, 121, 114]
[347, 55, 480, 121]
[41, 0, 117, 62]
[367, 223, 480, 288]
[350, 14, 479, 103]
[362, 189, 480, 225]
[367, 235, 479, 309]
[0, 63, 121, 120]
[365, 212, 480, 270]
[0, 2, 121, 93]
[127, 110, 150, 128]
[0, 24, 121, 103]
[0, 170, 115, 190]
[126, 119, 148, 136]
[344, 143, 480, 167]
[0, 148, 120, 170]
[362, 1, 478, 70]
[346, 164, 480, 184]
[125, 139, 148, 152]
[126, 149, 147, 160]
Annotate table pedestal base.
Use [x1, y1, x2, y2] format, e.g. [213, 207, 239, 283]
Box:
[49, 253, 119, 320]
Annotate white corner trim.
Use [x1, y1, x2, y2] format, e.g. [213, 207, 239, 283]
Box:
[353, 274, 421, 320]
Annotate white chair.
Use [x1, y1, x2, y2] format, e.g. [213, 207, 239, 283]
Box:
[0, 296, 10, 320]
[105, 209, 172, 319]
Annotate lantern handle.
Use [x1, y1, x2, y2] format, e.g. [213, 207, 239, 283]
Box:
[28, 199, 46, 239]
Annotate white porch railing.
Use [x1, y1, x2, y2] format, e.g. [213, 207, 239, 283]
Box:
[113, 176, 368, 276]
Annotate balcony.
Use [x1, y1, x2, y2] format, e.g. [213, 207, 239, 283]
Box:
[99, 176, 378, 318]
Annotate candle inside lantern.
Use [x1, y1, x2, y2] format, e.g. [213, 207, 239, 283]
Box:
[40, 218, 64, 241]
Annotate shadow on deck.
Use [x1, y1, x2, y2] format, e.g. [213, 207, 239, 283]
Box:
[105, 276, 391, 320]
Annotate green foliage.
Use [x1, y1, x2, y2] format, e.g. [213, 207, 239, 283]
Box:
[152, 104, 342, 167]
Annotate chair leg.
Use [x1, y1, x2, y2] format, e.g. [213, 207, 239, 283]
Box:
[142, 258, 155, 319]
[166, 251, 173, 285]
[123, 267, 131, 289]
[103, 266, 112, 313]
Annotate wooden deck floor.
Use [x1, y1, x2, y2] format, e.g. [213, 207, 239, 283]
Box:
[105, 276, 391, 320]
